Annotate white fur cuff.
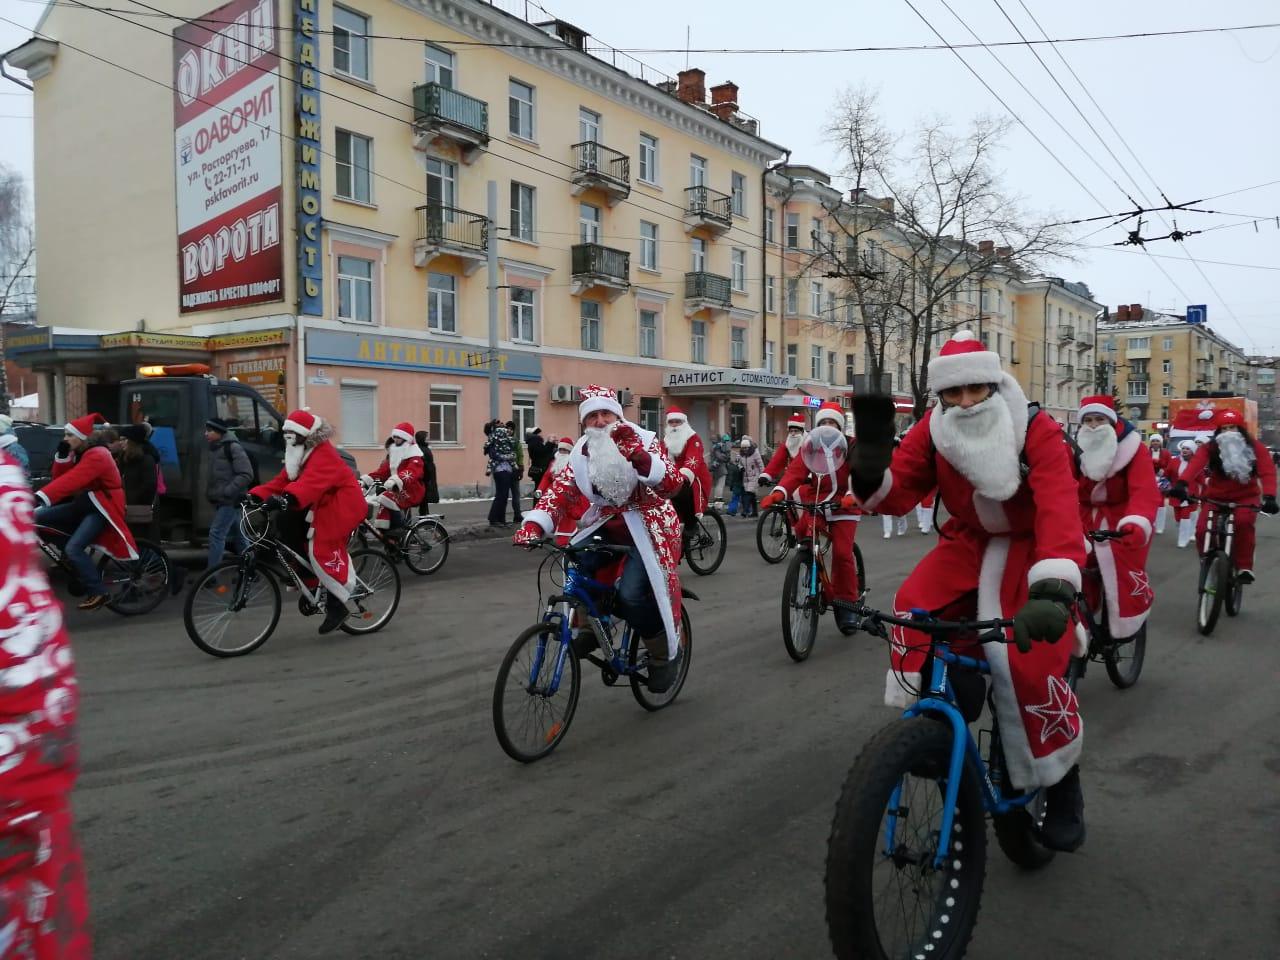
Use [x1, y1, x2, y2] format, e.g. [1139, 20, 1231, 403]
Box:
[858, 470, 893, 511]
[1117, 514, 1153, 544]
[34, 490, 50, 507]
[885, 670, 922, 709]
[1027, 558, 1082, 592]
[524, 509, 554, 534]
[679, 467, 695, 484]
[641, 453, 667, 486]
[377, 494, 401, 510]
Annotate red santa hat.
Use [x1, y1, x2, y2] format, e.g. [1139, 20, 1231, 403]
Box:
[283, 408, 321, 436]
[928, 330, 1003, 391]
[557, 436, 573, 452]
[1147, 433, 1164, 446]
[1078, 395, 1118, 424]
[64, 412, 107, 440]
[786, 413, 806, 430]
[665, 407, 688, 424]
[389, 421, 416, 444]
[1214, 409, 1244, 430]
[813, 401, 844, 428]
[577, 384, 624, 423]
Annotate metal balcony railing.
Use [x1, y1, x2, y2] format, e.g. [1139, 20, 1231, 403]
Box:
[685, 271, 732, 305]
[1058, 325, 1075, 342]
[571, 243, 630, 284]
[412, 83, 489, 139]
[684, 185, 733, 225]
[731, 357, 750, 369]
[1060, 364, 1075, 380]
[572, 141, 630, 187]
[415, 203, 488, 251]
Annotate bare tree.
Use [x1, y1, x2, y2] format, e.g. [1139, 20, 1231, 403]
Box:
[0, 165, 36, 412]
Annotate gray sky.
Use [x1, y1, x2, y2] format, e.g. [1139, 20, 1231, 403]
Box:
[3, 0, 1279, 351]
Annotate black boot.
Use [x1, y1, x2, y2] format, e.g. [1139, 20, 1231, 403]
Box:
[645, 646, 683, 694]
[834, 604, 861, 636]
[318, 594, 350, 635]
[1040, 765, 1086, 852]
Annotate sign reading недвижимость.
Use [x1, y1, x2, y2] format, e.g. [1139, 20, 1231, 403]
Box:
[295, 0, 323, 316]
[173, 0, 284, 314]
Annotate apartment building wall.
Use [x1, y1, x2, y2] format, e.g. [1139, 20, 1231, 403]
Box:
[1010, 279, 1099, 424]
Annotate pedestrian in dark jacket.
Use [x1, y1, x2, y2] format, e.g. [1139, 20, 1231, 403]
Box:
[526, 428, 554, 489]
[204, 417, 253, 568]
[415, 430, 440, 514]
[485, 422, 518, 526]
[113, 425, 158, 510]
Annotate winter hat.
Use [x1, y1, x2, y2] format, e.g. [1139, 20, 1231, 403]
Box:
[283, 408, 321, 436]
[65, 412, 107, 440]
[120, 424, 149, 443]
[786, 414, 806, 430]
[557, 437, 573, 452]
[1148, 434, 1164, 446]
[740, 436, 753, 449]
[813, 401, 844, 429]
[578, 384, 624, 423]
[928, 330, 1003, 392]
[1178, 440, 1195, 453]
[666, 408, 688, 424]
[1214, 409, 1243, 430]
[205, 417, 230, 434]
[390, 421, 416, 444]
[1078, 395, 1118, 424]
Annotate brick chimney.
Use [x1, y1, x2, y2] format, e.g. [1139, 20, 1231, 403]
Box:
[1129, 303, 1143, 320]
[1116, 304, 1131, 322]
[709, 81, 738, 121]
[676, 68, 705, 105]
[876, 197, 895, 214]
[995, 245, 1012, 258]
[850, 187, 866, 203]
[977, 240, 995, 256]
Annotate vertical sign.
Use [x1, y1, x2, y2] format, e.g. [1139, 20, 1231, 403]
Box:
[173, 0, 284, 313]
[295, 0, 323, 315]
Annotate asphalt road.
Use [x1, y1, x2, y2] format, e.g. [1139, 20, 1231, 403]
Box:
[64, 512, 1278, 959]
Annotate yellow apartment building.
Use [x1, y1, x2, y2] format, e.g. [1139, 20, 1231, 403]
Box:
[1008, 275, 1100, 424]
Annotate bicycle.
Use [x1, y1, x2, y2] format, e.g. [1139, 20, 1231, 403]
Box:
[34, 521, 172, 616]
[779, 500, 866, 662]
[756, 500, 796, 564]
[1188, 495, 1260, 635]
[1067, 529, 1147, 690]
[681, 505, 727, 576]
[183, 502, 401, 657]
[825, 603, 1061, 960]
[353, 479, 450, 576]
[492, 537, 696, 763]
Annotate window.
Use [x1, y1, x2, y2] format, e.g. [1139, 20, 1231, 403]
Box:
[639, 397, 662, 433]
[639, 310, 658, 357]
[335, 130, 372, 203]
[765, 340, 776, 373]
[843, 353, 855, 385]
[764, 207, 775, 244]
[426, 157, 456, 212]
[1130, 359, 1149, 376]
[810, 346, 823, 380]
[508, 79, 535, 139]
[785, 213, 799, 249]
[996, 332, 1004, 358]
[333, 6, 370, 81]
[1105, 340, 1116, 353]
[424, 44, 454, 87]
[1127, 380, 1149, 399]
[512, 396, 536, 441]
[810, 280, 823, 316]
[731, 326, 747, 365]
[336, 255, 374, 324]
[428, 272, 456, 332]
[578, 203, 601, 244]
[1162, 336, 1174, 351]
[980, 287, 990, 312]
[428, 390, 458, 444]
[509, 182, 535, 242]
[828, 351, 837, 385]
[811, 218, 822, 250]
[640, 221, 658, 270]
[509, 287, 535, 342]
[765, 276, 776, 313]
[340, 384, 377, 446]
[786, 344, 798, 377]
[691, 320, 707, 363]
[578, 107, 600, 143]
[689, 154, 707, 187]
[1127, 336, 1151, 350]
[730, 403, 748, 440]
[898, 363, 907, 391]
[691, 237, 706, 273]
[580, 300, 601, 351]
[638, 133, 658, 184]
[1162, 359, 1172, 373]
[785, 278, 798, 315]
[731, 249, 746, 292]
[731, 172, 746, 216]
[1162, 383, 1172, 397]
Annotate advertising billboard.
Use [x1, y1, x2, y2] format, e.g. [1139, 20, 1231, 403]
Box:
[173, 0, 284, 314]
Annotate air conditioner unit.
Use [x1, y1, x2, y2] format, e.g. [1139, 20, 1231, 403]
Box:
[550, 384, 579, 403]
[617, 389, 633, 406]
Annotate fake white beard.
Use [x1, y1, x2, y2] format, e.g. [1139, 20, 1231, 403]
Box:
[550, 450, 571, 475]
[664, 422, 693, 458]
[284, 437, 305, 480]
[388, 442, 421, 472]
[1078, 424, 1119, 481]
[931, 394, 1021, 501]
[785, 431, 803, 457]
[1217, 431, 1256, 483]
[585, 426, 638, 506]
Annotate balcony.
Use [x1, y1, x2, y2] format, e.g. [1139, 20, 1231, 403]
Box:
[1076, 331, 1093, 351]
[1127, 379, 1150, 401]
[412, 83, 489, 163]
[1058, 325, 1075, 342]
[414, 203, 488, 274]
[1058, 364, 1075, 382]
[731, 357, 750, 369]
[570, 141, 630, 206]
[683, 186, 733, 237]
[570, 243, 630, 302]
[684, 271, 733, 317]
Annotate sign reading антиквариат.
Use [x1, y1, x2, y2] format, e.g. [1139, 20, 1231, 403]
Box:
[173, 0, 284, 314]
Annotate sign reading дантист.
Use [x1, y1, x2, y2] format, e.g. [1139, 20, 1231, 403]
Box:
[173, 0, 284, 314]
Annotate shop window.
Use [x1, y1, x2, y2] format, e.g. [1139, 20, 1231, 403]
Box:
[429, 390, 459, 444]
[512, 396, 536, 440]
[340, 384, 377, 446]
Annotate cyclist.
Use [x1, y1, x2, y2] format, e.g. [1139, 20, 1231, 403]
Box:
[1168, 440, 1199, 548]
[360, 421, 426, 531]
[250, 409, 368, 634]
[32, 412, 138, 611]
[847, 331, 1088, 852]
[514, 385, 687, 693]
[1147, 434, 1172, 534]
[535, 436, 580, 544]
[759, 413, 807, 487]
[1170, 408, 1279, 582]
[1073, 396, 1161, 639]
[662, 407, 713, 528]
[759, 401, 864, 635]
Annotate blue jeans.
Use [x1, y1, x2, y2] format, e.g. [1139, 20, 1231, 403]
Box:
[207, 503, 249, 568]
[36, 500, 108, 596]
[578, 545, 664, 640]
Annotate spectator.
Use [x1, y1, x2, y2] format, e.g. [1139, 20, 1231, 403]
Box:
[204, 417, 253, 568]
[737, 436, 764, 517]
[113, 424, 159, 528]
[526, 427, 554, 491]
[507, 420, 525, 523]
[415, 430, 440, 515]
[485, 420, 518, 527]
[709, 433, 732, 503]
[725, 445, 745, 516]
[0, 413, 29, 473]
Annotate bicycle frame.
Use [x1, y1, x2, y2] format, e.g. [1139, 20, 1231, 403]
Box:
[1200, 506, 1235, 558]
[236, 506, 374, 610]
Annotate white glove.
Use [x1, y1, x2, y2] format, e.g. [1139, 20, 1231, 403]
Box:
[365, 494, 380, 507]
[385, 473, 403, 492]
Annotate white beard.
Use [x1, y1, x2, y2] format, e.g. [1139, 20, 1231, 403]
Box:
[284, 439, 305, 480]
[1217, 432, 1256, 483]
[388, 443, 422, 472]
[785, 432, 803, 457]
[550, 450, 570, 475]
[1078, 425, 1119, 481]
[931, 394, 1021, 501]
[664, 422, 693, 459]
[585, 427, 638, 506]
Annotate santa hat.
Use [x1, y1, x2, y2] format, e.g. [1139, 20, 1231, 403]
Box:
[64, 412, 107, 440]
[1148, 434, 1164, 446]
[666, 408, 687, 424]
[1078, 395, 1118, 424]
[1178, 440, 1195, 453]
[1214, 409, 1244, 430]
[928, 330, 1003, 392]
[813, 401, 844, 429]
[283, 408, 321, 436]
[578, 384, 623, 422]
[786, 414, 806, 430]
[389, 421, 416, 444]
[557, 436, 573, 452]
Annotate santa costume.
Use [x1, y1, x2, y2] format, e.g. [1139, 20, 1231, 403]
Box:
[761, 413, 807, 485]
[1147, 434, 1173, 534]
[1168, 441, 1200, 548]
[1073, 396, 1161, 639]
[916, 488, 937, 533]
[662, 408, 713, 516]
[535, 437, 581, 544]
[362, 421, 426, 528]
[854, 331, 1086, 793]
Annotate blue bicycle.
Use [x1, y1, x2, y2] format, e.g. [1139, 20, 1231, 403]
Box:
[493, 538, 695, 763]
[825, 603, 1059, 960]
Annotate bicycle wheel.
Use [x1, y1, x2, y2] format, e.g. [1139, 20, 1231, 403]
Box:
[852, 541, 867, 599]
[755, 506, 790, 564]
[184, 560, 282, 657]
[826, 716, 987, 960]
[781, 549, 820, 662]
[1225, 573, 1245, 617]
[1196, 552, 1228, 636]
[102, 540, 170, 616]
[340, 549, 401, 635]
[684, 510, 727, 576]
[630, 604, 693, 711]
[402, 518, 449, 576]
[493, 622, 581, 763]
[992, 788, 1057, 871]
[1104, 622, 1146, 689]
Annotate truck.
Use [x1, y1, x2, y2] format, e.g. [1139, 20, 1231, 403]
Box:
[1165, 396, 1259, 447]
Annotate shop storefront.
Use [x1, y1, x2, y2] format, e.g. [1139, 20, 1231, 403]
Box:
[661, 367, 797, 443]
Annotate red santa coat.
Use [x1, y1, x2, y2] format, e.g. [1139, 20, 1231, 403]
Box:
[525, 425, 686, 658]
[1184, 435, 1277, 504]
[663, 432, 713, 514]
[1167, 454, 1199, 520]
[0, 454, 92, 957]
[36, 444, 138, 561]
[536, 459, 582, 544]
[367, 449, 426, 527]
[859, 406, 1086, 791]
[770, 446, 863, 602]
[760, 441, 796, 485]
[1076, 426, 1161, 638]
[252, 442, 367, 600]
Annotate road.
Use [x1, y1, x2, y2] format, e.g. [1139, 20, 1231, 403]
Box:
[66, 513, 1277, 959]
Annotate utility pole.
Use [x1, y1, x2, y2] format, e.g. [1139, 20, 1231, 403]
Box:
[486, 179, 500, 422]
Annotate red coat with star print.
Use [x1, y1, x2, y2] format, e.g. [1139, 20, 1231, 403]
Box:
[662, 432, 713, 514]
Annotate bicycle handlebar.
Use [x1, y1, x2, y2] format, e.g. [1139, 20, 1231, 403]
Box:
[781, 499, 842, 514]
[833, 600, 1015, 641]
[533, 537, 632, 557]
[1185, 495, 1262, 511]
[1088, 529, 1124, 542]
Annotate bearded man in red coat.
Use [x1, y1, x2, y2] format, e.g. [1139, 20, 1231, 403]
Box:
[1074, 396, 1161, 640]
[361, 421, 426, 530]
[760, 413, 807, 486]
[662, 408, 712, 523]
[848, 330, 1088, 853]
[1146, 434, 1173, 534]
[251, 409, 368, 634]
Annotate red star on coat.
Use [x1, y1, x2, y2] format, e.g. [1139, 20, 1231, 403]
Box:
[1129, 570, 1153, 601]
[1023, 676, 1080, 745]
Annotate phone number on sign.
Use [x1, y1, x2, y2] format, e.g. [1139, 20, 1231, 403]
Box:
[206, 155, 254, 189]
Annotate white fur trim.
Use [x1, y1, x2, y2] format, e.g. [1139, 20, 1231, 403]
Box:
[679, 467, 695, 484]
[284, 415, 317, 436]
[390, 426, 414, 444]
[35, 489, 50, 507]
[88, 490, 138, 561]
[814, 409, 843, 428]
[377, 494, 401, 511]
[52, 452, 73, 465]
[523, 509, 554, 534]
[929, 346, 1003, 392]
[971, 492, 1011, 534]
[578, 394, 624, 422]
[1117, 514, 1153, 545]
[858, 470, 893, 511]
[1078, 401, 1117, 423]
[1108, 431, 1142, 476]
[665, 412, 688, 424]
[64, 422, 88, 440]
[884, 670, 921, 709]
[1073, 619, 1090, 658]
[1093, 540, 1152, 637]
[307, 539, 356, 602]
[641, 449, 668, 486]
[758, 472, 773, 484]
[1027, 557, 1082, 591]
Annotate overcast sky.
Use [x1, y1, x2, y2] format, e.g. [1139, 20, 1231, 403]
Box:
[2, 0, 1278, 351]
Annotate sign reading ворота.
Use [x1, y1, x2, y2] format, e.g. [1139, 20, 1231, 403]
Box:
[173, 0, 284, 314]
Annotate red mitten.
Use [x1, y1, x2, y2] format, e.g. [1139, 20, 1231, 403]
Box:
[608, 421, 639, 449]
[513, 522, 544, 548]
[760, 490, 785, 510]
[840, 493, 856, 512]
[1117, 524, 1146, 548]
